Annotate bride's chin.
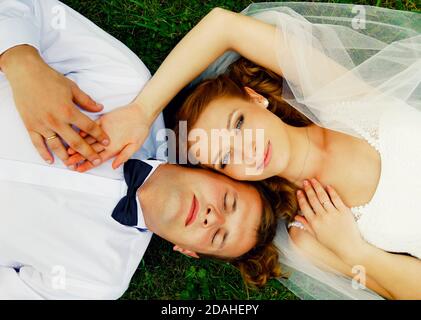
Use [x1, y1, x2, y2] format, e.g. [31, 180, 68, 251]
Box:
[243, 169, 271, 181]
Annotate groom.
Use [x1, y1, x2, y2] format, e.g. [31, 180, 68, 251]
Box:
[0, 0, 265, 299]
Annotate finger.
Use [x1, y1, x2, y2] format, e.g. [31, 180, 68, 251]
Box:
[71, 82, 104, 113]
[76, 161, 94, 173]
[67, 147, 76, 155]
[310, 178, 336, 213]
[41, 131, 71, 167]
[297, 190, 316, 223]
[98, 148, 118, 164]
[29, 131, 53, 164]
[76, 143, 121, 172]
[303, 180, 326, 215]
[59, 125, 102, 166]
[84, 136, 97, 145]
[112, 144, 139, 169]
[67, 143, 105, 166]
[326, 185, 347, 211]
[294, 215, 316, 237]
[79, 130, 88, 138]
[71, 111, 109, 146]
[67, 135, 97, 152]
[67, 154, 86, 166]
[76, 142, 111, 172]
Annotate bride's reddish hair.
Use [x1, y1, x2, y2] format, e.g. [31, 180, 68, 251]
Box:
[172, 57, 310, 287]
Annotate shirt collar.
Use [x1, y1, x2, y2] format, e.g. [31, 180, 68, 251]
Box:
[133, 159, 165, 231]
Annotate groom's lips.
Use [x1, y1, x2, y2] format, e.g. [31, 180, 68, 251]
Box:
[185, 195, 199, 227]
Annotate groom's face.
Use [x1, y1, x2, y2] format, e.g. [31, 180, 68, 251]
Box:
[142, 165, 263, 258]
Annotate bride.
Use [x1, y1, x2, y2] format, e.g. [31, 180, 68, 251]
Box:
[22, 3, 421, 299]
[167, 4, 421, 299]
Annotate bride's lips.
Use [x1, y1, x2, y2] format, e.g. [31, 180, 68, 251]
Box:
[263, 140, 272, 168]
[185, 195, 199, 227]
[257, 140, 272, 171]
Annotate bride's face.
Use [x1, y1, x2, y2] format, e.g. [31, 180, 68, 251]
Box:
[188, 95, 292, 181]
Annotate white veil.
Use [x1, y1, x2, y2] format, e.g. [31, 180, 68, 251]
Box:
[194, 2, 421, 299]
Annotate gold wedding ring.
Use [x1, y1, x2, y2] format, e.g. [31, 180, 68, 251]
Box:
[46, 134, 58, 141]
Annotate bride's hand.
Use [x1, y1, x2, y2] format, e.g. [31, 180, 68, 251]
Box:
[66, 103, 153, 172]
[296, 178, 367, 264]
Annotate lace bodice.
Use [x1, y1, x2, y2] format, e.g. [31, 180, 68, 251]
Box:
[291, 100, 421, 259]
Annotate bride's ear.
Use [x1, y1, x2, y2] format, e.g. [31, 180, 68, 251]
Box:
[173, 245, 200, 259]
[244, 86, 269, 109]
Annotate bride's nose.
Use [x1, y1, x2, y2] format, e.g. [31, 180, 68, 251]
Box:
[202, 206, 224, 228]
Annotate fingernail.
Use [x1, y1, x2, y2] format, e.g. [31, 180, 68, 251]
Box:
[46, 159, 52, 165]
[97, 103, 104, 108]
[102, 139, 109, 146]
[68, 165, 75, 171]
[303, 180, 309, 186]
[93, 159, 101, 166]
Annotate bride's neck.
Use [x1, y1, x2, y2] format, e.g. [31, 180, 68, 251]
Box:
[279, 124, 328, 187]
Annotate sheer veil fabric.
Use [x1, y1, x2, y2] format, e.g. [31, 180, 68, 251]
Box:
[194, 2, 421, 299]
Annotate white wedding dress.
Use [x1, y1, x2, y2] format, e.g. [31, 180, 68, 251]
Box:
[332, 100, 421, 259]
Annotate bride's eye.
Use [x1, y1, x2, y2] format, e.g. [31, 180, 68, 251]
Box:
[235, 115, 244, 130]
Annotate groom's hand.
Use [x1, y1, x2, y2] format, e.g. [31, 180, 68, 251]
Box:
[0, 45, 110, 167]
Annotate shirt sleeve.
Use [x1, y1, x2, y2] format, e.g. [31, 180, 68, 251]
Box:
[0, 0, 41, 56]
[0, 267, 44, 299]
[0, 265, 126, 300]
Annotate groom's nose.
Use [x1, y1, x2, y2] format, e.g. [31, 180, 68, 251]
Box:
[201, 205, 224, 228]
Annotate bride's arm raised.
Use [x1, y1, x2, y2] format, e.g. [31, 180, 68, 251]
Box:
[134, 7, 283, 121]
[71, 7, 354, 170]
[134, 7, 348, 121]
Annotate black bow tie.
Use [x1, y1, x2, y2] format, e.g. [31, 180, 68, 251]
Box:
[112, 159, 153, 230]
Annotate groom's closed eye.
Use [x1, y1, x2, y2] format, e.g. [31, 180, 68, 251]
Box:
[212, 228, 228, 249]
[212, 192, 237, 249]
[223, 191, 237, 212]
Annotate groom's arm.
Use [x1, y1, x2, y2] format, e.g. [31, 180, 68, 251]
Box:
[0, 0, 41, 56]
[0, 267, 44, 299]
[0, 0, 109, 166]
[0, 265, 126, 300]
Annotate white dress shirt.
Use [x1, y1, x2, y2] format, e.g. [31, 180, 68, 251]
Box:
[0, 0, 166, 299]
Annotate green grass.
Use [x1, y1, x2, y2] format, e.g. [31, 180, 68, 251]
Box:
[62, 0, 419, 300]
